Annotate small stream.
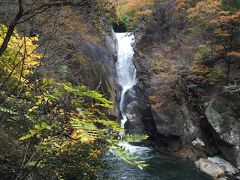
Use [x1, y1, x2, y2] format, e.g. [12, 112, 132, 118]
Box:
[98, 32, 210, 180]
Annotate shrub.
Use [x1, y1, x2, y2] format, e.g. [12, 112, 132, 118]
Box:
[208, 64, 226, 84]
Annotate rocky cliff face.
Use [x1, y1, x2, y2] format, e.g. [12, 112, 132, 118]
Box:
[132, 0, 240, 168]
[75, 29, 120, 117]
[205, 101, 240, 168]
[33, 7, 120, 117]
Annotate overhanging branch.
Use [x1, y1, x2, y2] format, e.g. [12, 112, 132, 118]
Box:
[0, 0, 23, 57]
[0, 0, 90, 57]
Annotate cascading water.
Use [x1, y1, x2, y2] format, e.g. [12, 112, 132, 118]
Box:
[115, 32, 153, 153]
[116, 32, 136, 129]
[97, 32, 210, 180]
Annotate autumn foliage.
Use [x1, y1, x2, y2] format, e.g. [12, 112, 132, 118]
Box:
[176, 0, 240, 81]
[0, 1, 149, 179]
[114, 0, 153, 30]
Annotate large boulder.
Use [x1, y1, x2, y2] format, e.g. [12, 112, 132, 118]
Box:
[125, 100, 145, 134]
[148, 86, 200, 151]
[208, 156, 238, 176]
[121, 87, 137, 115]
[195, 158, 225, 178]
[121, 86, 146, 134]
[205, 101, 240, 168]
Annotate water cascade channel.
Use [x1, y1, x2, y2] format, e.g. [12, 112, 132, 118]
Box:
[116, 32, 136, 129]
[97, 33, 210, 180]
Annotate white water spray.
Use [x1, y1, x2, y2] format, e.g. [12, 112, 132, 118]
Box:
[116, 32, 136, 129]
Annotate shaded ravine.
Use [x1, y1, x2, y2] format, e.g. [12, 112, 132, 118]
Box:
[97, 33, 210, 180]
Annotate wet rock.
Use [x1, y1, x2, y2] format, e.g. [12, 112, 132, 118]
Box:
[83, 29, 120, 117]
[125, 100, 145, 134]
[217, 178, 227, 180]
[205, 101, 240, 168]
[192, 138, 205, 148]
[118, 131, 125, 141]
[208, 156, 237, 175]
[121, 87, 137, 114]
[195, 158, 225, 178]
[120, 85, 146, 134]
[150, 100, 200, 150]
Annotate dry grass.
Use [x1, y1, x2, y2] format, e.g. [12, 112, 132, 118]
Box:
[117, 0, 153, 9]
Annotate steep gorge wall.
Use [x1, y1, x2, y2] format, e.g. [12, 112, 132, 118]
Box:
[31, 6, 120, 117]
[132, 0, 240, 168]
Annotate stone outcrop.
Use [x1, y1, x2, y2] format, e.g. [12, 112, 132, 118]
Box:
[195, 158, 225, 178]
[79, 29, 120, 116]
[205, 101, 240, 168]
[195, 156, 239, 178]
[35, 9, 120, 117]
[125, 100, 145, 134]
[123, 86, 145, 134]
[208, 156, 238, 176]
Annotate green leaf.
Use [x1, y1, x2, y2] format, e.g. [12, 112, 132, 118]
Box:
[28, 106, 38, 112]
[19, 122, 51, 141]
[124, 134, 149, 143]
[19, 134, 33, 141]
[30, 129, 37, 135]
[0, 107, 18, 115]
[46, 125, 52, 130]
[41, 122, 48, 129]
[42, 78, 55, 87]
[34, 124, 41, 130]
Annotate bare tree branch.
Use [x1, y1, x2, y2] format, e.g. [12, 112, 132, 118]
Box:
[0, 0, 90, 57]
[0, 0, 23, 56]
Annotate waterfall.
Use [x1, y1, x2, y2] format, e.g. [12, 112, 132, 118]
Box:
[97, 32, 208, 179]
[116, 32, 136, 129]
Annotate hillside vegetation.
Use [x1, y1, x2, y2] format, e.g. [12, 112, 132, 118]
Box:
[133, 0, 240, 171]
[0, 0, 147, 179]
[113, 0, 154, 30]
